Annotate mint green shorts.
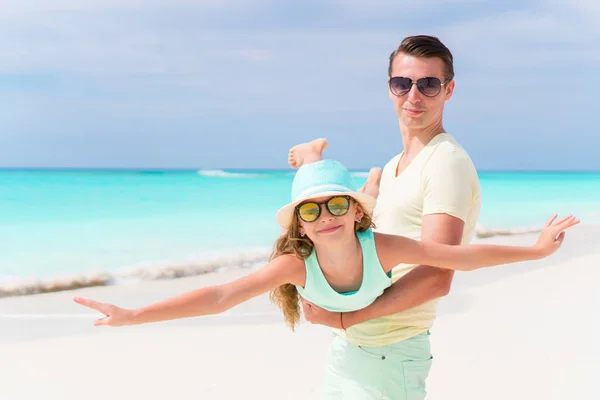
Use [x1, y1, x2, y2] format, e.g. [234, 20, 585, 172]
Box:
[321, 331, 433, 400]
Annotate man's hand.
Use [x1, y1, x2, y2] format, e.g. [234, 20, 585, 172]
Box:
[301, 299, 343, 329]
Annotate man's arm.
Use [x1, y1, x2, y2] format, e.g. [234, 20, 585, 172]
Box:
[341, 152, 477, 328]
[341, 213, 463, 328]
[301, 150, 477, 329]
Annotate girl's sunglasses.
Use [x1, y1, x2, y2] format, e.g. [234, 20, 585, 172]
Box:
[296, 196, 351, 223]
[388, 76, 451, 98]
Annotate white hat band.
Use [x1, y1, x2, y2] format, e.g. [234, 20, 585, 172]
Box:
[295, 184, 353, 200]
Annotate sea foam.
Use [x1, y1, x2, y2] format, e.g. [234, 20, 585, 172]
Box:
[197, 169, 268, 178]
[0, 249, 272, 298]
[475, 224, 542, 239]
[0, 226, 546, 298]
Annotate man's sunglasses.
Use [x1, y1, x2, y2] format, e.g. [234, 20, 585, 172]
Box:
[296, 196, 351, 223]
[388, 76, 451, 98]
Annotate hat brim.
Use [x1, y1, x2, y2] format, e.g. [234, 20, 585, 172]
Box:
[275, 190, 376, 228]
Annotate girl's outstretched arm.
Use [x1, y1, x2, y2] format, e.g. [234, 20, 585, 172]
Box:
[73, 254, 305, 327]
[376, 215, 579, 272]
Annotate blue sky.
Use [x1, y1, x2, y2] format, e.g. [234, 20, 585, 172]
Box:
[0, 0, 598, 170]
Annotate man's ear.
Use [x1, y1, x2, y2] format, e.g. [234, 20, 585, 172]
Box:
[445, 79, 455, 101]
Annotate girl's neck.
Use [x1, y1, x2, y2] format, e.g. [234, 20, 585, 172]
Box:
[313, 235, 362, 274]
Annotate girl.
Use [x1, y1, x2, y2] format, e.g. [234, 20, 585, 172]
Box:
[73, 158, 579, 331]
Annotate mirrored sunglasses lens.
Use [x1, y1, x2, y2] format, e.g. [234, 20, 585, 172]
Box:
[389, 77, 412, 95]
[417, 77, 442, 97]
[298, 203, 320, 222]
[327, 197, 350, 216]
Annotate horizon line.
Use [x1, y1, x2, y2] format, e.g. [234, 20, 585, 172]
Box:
[0, 167, 599, 173]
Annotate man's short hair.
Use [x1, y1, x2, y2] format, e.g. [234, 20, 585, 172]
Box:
[388, 35, 455, 81]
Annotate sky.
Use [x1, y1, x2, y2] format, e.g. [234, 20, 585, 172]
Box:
[0, 0, 598, 171]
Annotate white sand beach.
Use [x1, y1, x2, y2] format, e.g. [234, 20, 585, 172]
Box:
[1, 225, 598, 400]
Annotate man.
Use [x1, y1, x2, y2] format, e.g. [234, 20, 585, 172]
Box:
[300, 35, 482, 399]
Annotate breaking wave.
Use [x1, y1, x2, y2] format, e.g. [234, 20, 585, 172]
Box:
[0, 225, 553, 298]
[0, 248, 272, 298]
[475, 224, 542, 239]
[197, 169, 268, 178]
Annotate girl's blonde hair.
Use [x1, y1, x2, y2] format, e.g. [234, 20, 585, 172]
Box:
[268, 200, 374, 331]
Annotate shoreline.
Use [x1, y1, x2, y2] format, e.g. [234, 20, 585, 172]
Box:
[0, 249, 272, 298]
[0, 223, 584, 299]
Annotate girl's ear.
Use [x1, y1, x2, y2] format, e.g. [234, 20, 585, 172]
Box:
[355, 204, 365, 221]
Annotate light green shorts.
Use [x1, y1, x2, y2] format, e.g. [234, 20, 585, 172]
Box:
[321, 331, 433, 400]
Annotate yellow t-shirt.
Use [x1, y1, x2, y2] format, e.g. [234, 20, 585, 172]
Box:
[338, 133, 482, 347]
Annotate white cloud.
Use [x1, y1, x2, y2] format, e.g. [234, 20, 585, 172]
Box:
[437, 8, 598, 71]
[0, 4, 398, 114]
[0, 0, 258, 14]
[0, 0, 597, 117]
[551, 0, 600, 18]
[329, 0, 485, 13]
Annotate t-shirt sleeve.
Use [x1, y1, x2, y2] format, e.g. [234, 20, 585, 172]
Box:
[421, 151, 474, 222]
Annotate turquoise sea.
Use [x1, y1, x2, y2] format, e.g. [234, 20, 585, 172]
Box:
[1, 169, 599, 296]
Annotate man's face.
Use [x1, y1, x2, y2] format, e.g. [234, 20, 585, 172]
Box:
[388, 53, 455, 130]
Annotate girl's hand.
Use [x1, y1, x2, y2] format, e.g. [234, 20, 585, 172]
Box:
[534, 214, 580, 258]
[73, 296, 135, 327]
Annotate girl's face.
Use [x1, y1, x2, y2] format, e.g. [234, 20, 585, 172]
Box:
[296, 195, 364, 243]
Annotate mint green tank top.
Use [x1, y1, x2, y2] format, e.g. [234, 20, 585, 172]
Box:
[295, 228, 392, 313]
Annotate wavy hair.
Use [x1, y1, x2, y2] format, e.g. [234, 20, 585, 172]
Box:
[268, 202, 374, 331]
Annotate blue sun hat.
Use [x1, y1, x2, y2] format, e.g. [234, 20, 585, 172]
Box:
[275, 160, 376, 228]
